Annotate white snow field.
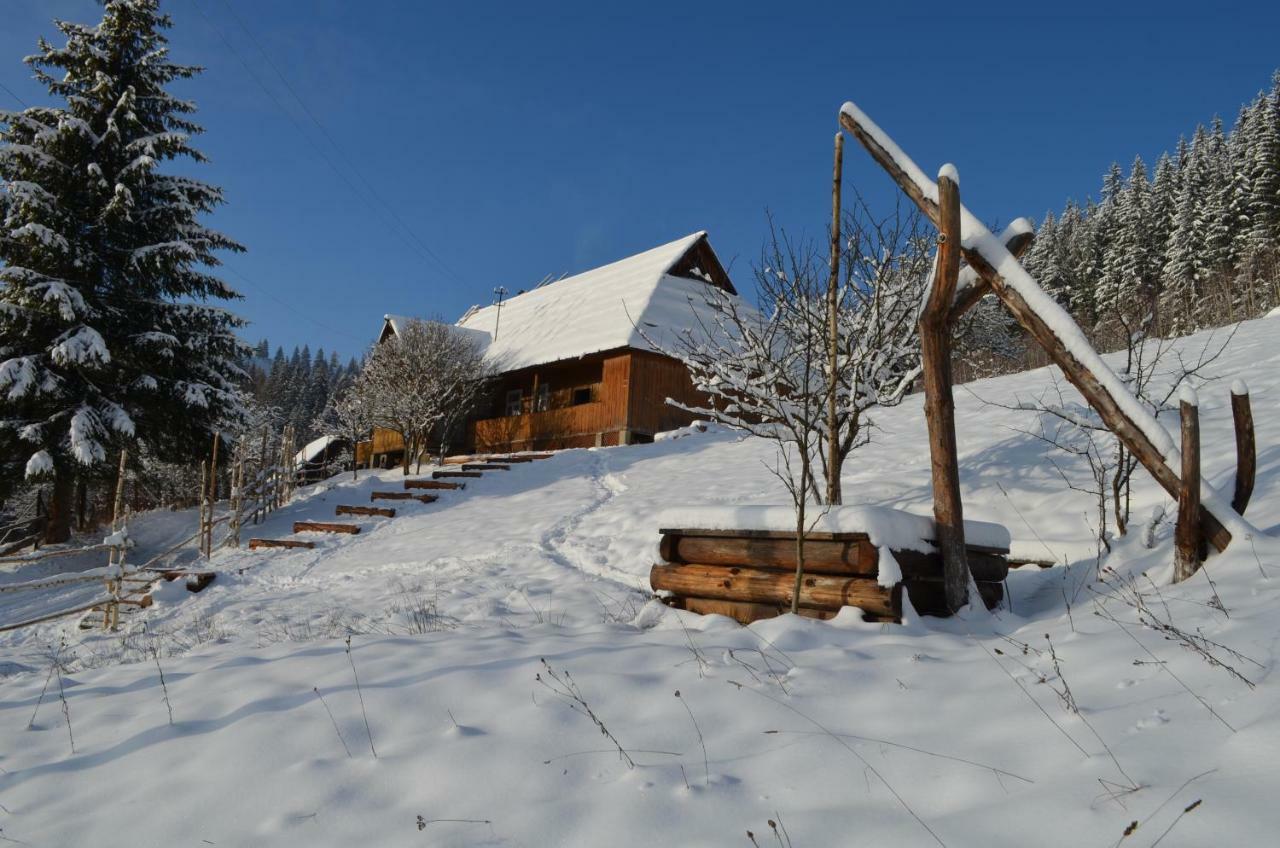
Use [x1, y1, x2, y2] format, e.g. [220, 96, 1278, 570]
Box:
[3, 316, 1280, 847]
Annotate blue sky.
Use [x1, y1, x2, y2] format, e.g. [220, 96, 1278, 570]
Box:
[3, 0, 1278, 359]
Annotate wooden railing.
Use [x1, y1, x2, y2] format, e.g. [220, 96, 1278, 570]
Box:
[473, 401, 612, 450]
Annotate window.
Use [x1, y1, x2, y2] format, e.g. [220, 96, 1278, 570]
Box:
[572, 387, 592, 406]
[504, 388, 522, 416]
[534, 383, 551, 412]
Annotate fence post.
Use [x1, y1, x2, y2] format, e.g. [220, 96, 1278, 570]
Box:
[1174, 389, 1202, 582]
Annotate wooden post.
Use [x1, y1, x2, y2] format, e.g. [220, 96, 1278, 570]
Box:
[826, 131, 844, 505]
[837, 105, 1236, 553]
[1174, 391, 1202, 582]
[105, 449, 129, 630]
[917, 168, 969, 612]
[1230, 381, 1255, 515]
[208, 431, 220, 507]
[198, 460, 209, 559]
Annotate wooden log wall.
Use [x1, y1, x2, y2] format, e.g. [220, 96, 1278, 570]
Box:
[650, 528, 1009, 624]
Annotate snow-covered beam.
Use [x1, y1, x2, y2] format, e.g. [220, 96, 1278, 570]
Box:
[838, 101, 1247, 553]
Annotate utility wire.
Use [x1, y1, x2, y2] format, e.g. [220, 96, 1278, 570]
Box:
[0, 80, 31, 108]
[189, 0, 467, 287]
[212, 0, 467, 285]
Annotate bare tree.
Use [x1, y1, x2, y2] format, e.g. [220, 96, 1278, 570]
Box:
[362, 319, 491, 474]
[642, 208, 928, 612]
[315, 372, 376, 481]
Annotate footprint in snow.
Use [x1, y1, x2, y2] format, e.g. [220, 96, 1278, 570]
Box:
[1133, 709, 1170, 731]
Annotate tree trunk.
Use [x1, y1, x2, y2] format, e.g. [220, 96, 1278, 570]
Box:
[44, 467, 74, 544]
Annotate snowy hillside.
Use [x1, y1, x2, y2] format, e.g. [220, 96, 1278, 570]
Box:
[3, 316, 1280, 846]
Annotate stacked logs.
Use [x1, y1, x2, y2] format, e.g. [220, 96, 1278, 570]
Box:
[650, 528, 1009, 624]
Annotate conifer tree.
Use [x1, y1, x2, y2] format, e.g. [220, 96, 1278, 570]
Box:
[0, 0, 247, 540]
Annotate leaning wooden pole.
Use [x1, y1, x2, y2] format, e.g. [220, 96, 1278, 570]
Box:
[1174, 389, 1202, 582]
[826, 132, 844, 505]
[1230, 381, 1255, 515]
[919, 168, 969, 612]
[837, 104, 1235, 553]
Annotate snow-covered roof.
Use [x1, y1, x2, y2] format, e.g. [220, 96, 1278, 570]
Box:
[379, 314, 490, 348]
[294, 435, 340, 467]
[453, 232, 737, 372]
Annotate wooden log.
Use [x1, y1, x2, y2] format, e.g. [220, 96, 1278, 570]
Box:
[462, 463, 510, 471]
[371, 491, 438, 503]
[649, 563, 900, 619]
[919, 169, 969, 613]
[826, 130, 844, 505]
[248, 538, 316, 550]
[433, 471, 482, 479]
[1174, 396, 1202, 582]
[293, 521, 361, 535]
[185, 572, 216, 593]
[949, 226, 1035, 321]
[675, 596, 846, 625]
[838, 105, 1233, 554]
[336, 505, 396, 518]
[661, 533, 876, 574]
[1231, 384, 1255, 515]
[405, 479, 464, 490]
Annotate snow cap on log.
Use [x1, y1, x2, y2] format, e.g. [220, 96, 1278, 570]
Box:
[1179, 385, 1199, 407]
[1231, 379, 1249, 396]
[937, 163, 959, 186]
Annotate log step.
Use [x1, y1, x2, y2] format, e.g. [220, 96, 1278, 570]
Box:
[337, 504, 397, 517]
[249, 538, 316, 550]
[433, 471, 482, 479]
[371, 491, 438, 503]
[184, 572, 217, 593]
[293, 521, 361, 535]
[462, 463, 509, 471]
[405, 479, 463, 490]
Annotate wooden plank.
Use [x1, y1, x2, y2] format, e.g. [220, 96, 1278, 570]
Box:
[405, 479, 464, 490]
[838, 105, 1234, 553]
[433, 471, 482, 479]
[293, 521, 361, 535]
[649, 563, 899, 619]
[462, 463, 510, 471]
[336, 505, 396, 517]
[249, 538, 316, 550]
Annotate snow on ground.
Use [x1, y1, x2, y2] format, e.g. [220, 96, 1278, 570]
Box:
[3, 316, 1280, 846]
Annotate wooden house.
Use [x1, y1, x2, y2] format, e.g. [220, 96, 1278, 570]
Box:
[363, 231, 739, 463]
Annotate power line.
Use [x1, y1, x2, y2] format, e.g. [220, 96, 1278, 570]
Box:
[188, 0, 468, 287]
[0, 80, 30, 108]
[212, 0, 468, 286]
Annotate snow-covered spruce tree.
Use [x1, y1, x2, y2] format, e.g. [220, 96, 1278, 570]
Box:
[0, 1, 247, 541]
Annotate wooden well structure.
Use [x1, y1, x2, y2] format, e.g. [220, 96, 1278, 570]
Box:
[651, 98, 1260, 624]
[652, 528, 1009, 624]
